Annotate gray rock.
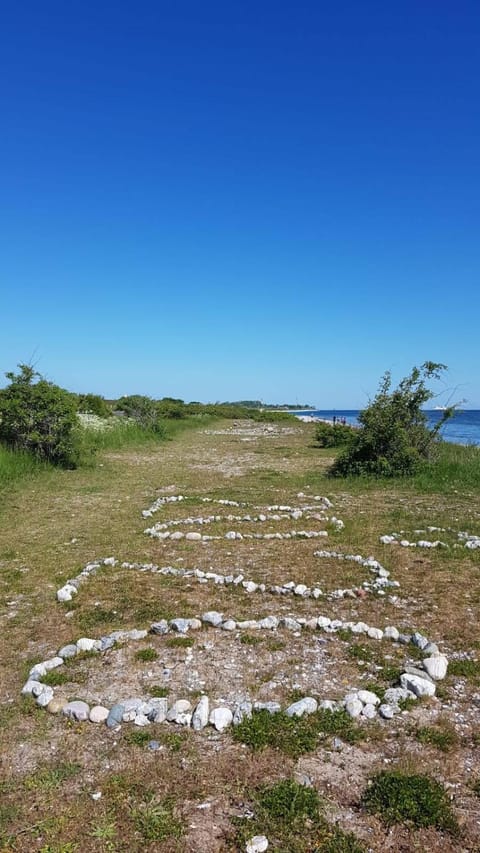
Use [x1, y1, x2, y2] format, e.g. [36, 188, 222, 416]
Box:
[76, 637, 97, 652]
[411, 632, 429, 650]
[150, 620, 169, 635]
[379, 703, 398, 719]
[202, 611, 223, 627]
[221, 619, 237, 631]
[36, 686, 54, 707]
[192, 696, 209, 730]
[253, 701, 281, 714]
[400, 673, 436, 698]
[285, 697, 318, 717]
[258, 616, 278, 630]
[384, 687, 414, 704]
[422, 655, 448, 680]
[166, 699, 192, 722]
[149, 698, 168, 722]
[134, 713, 151, 727]
[63, 700, 90, 721]
[361, 703, 377, 719]
[58, 644, 78, 659]
[404, 665, 435, 683]
[148, 740, 161, 750]
[357, 690, 381, 706]
[170, 618, 190, 633]
[280, 617, 302, 631]
[345, 698, 363, 718]
[246, 836, 269, 853]
[233, 700, 253, 725]
[106, 703, 125, 728]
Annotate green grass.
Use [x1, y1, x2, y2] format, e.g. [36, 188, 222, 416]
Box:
[130, 798, 183, 843]
[0, 444, 51, 492]
[165, 636, 194, 649]
[124, 730, 151, 747]
[415, 724, 457, 752]
[233, 780, 366, 853]
[362, 770, 459, 833]
[232, 708, 362, 758]
[149, 685, 169, 698]
[448, 658, 480, 680]
[134, 647, 158, 662]
[23, 763, 81, 792]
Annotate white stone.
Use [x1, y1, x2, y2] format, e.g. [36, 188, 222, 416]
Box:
[76, 637, 97, 652]
[357, 690, 381, 706]
[367, 627, 383, 640]
[63, 700, 90, 721]
[384, 626, 400, 641]
[192, 696, 209, 730]
[246, 836, 269, 853]
[57, 584, 77, 602]
[36, 686, 54, 707]
[185, 532, 202, 541]
[222, 619, 237, 631]
[345, 698, 363, 718]
[134, 713, 151, 726]
[89, 706, 109, 723]
[202, 611, 223, 627]
[379, 703, 397, 719]
[317, 617, 331, 628]
[422, 655, 448, 680]
[400, 673, 436, 698]
[209, 707, 233, 731]
[285, 697, 318, 717]
[361, 703, 377, 719]
[166, 700, 192, 722]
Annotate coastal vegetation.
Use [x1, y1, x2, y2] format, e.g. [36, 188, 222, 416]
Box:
[330, 362, 455, 478]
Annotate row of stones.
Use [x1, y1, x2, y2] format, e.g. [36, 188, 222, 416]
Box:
[22, 611, 448, 729]
[380, 530, 480, 550]
[144, 509, 340, 531]
[141, 493, 333, 519]
[56, 546, 398, 605]
[145, 526, 331, 542]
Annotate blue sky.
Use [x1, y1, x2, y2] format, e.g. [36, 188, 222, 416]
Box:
[1, 1, 479, 406]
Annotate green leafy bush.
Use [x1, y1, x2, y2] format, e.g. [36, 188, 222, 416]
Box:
[314, 422, 354, 448]
[77, 393, 111, 418]
[330, 362, 454, 477]
[114, 394, 164, 432]
[362, 770, 458, 832]
[0, 364, 80, 467]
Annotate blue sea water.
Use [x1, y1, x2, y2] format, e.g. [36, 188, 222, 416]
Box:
[294, 410, 480, 447]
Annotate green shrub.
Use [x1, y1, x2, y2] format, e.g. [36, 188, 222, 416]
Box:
[257, 779, 320, 822]
[0, 364, 80, 467]
[314, 422, 354, 448]
[330, 362, 454, 478]
[114, 395, 164, 432]
[135, 648, 158, 662]
[77, 393, 111, 418]
[362, 770, 458, 832]
[416, 724, 457, 752]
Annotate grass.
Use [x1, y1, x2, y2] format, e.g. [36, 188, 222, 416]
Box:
[0, 444, 51, 492]
[23, 763, 81, 792]
[165, 636, 194, 648]
[448, 658, 480, 680]
[134, 647, 158, 662]
[362, 770, 459, 833]
[415, 724, 458, 752]
[130, 798, 183, 842]
[149, 685, 169, 698]
[233, 780, 366, 853]
[232, 708, 362, 758]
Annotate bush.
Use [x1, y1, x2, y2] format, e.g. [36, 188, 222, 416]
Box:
[330, 362, 453, 478]
[0, 364, 80, 467]
[314, 422, 354, 448]
[114, 395, 164, 432]
[77, 393, 111, 418]
[362, 770, 458, 832]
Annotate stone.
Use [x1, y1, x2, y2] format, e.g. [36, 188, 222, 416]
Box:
[221, 620, 237, 631]
[258, 616, 278, 630]
[400, 673, 436, 698]
[57, 584, 78, 602]
[411, 632, 429, 650]
[170, 618, 190, 633]
[379, 703, 398, 719]
[188, 618, 202, 630]
[134, 713, 151, 727]
[233, 700, 253, 725]
[63, 700, 90, 721]
[47, 696, 67, 714]
[22, 679, 43, 695]
[361, 703, 377, 719]
[357, 690, 381, 706]
[384, 626, 400, 641]
[422, 655, 448, 680]
[149, 698, 168, 722]
[404, 665, 435, 683]
[76, 637, 97, 652]
[294, 584, 308, 596]
[384, 687, 414, 704]
[185, 532, 202, 541]
[254, 701, 281, 714]
[36, 687, 54, 707]
[318, 699, 338, 711]
[244, 581, 258, 593]
[202, 611, 223, 627]
[151, 620, 169, 635]
[367, 627, 383, 640]
[345, 698, 363, 718]
[209, 707, 233, 731]
[317, 617, 331, 629]
[192, 696, 209, 730]
[58, 644, 78, 659]
[246, 836, 269, 853]
[89, 705, 109, 723]
[285, 697, 318, 717]
[106, 704, 125, 728]
[166, 700, 192, 722]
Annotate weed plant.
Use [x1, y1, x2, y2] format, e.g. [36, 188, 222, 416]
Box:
[362, 770, 458, 833]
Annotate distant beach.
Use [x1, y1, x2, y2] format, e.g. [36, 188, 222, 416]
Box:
[294, 410, 480, 447]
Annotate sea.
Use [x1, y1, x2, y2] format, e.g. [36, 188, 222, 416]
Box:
[293, 410, 480, 447]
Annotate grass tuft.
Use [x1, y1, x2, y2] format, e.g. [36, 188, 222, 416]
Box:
[232, 708, 362, 758]
[362, 770, 458, 833]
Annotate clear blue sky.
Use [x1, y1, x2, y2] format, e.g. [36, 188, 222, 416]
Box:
[1, 1, 479, 406]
